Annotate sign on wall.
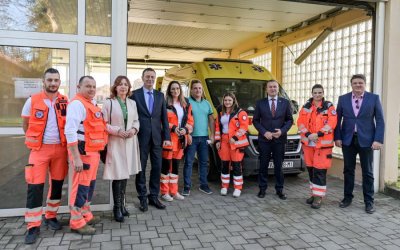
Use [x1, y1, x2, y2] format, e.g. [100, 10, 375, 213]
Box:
[14, 78, 42, 98]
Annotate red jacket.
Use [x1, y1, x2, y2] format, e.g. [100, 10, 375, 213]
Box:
[215, 108, 249, 150]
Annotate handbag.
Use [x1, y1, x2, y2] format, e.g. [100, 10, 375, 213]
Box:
[100, 99, 112, 164]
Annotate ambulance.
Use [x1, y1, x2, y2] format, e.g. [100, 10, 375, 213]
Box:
[157, 58, 304, 179]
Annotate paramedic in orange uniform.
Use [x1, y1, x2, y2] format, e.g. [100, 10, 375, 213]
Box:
[160, 81, 194, 202]
[22, 68, 68, 244]
[297, 84, 337, 209]
[215, 93, 249, 198]
[65, 76, 107, 235]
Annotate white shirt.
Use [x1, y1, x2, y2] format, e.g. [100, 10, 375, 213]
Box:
[64, 99, 97, 144]
[173, 103, 184, 127]
[21, 96, 61, 144]
[221, 113, 230, 134]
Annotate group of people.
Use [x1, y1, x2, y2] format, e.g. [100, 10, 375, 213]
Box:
[21, 67, 384, 244]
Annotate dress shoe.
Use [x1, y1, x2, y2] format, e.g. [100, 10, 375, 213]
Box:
[139, 199, 148, 212]
[25, 227, 40, 244]
[365, 203, 375, 214]
[44, 217, 62, 230]
[276, 191, 287, 200]
[339, 198, 352, 208]
[71, 224, 96, 235]
[257, 190, 266, 198]
[148, 198, 166, 209]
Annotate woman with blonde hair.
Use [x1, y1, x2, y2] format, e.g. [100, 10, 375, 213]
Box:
[102, 76, 141, 222]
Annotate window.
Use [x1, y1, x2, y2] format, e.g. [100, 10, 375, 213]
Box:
[0, 0, 78, 34]
[282, 20, 372, 156]
[252, 52, 272, 72]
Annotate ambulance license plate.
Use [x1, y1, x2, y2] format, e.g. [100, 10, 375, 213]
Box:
[268, 161, 293, 169]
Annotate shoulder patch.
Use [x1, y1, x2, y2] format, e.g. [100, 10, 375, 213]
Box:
[331, 110, 336, 115]
[35, 110, 44, 119]
[242, 115, 247, 121]
[95, 111, 102, 118]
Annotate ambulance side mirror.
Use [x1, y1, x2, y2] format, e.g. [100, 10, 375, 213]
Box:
[291, 100, 299, 114]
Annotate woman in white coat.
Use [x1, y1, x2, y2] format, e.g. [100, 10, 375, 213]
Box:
[102, 76, 141, 222]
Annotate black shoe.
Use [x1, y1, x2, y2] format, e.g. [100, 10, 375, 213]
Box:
[139, 199, 148, 212]
[311, 196, 322, 209]
[44, 217, 62, 230]
[257, 190, 266, 198]
[148, 198, 166, 209]
[339, 198, 352, 208]
[276, 191, 287, 200]
[25, 227, 40, 244]
[365, 203, 375, 214]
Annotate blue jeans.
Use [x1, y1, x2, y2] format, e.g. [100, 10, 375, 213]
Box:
[183, 136, 209, 189]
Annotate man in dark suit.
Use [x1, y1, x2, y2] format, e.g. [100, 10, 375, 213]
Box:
[253, 80, 293, 200]
[130, 68, 171, 212]
[334, 74, 384, 214]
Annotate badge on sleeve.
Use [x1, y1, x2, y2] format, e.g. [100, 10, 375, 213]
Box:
[331, 110, 337, 115]
[35, 110, 44, 119]
[242, 115, 247, 121]
[236, 121, 240, 127]
[95, 111, 102, 118]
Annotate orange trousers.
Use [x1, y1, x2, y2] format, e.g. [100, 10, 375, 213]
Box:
[218, 134, 244, 190]
[303, 146, 332, 197]
[68, 151, 99, 230]
[25, 144, 68, 229]
[161, 150, 183, 196]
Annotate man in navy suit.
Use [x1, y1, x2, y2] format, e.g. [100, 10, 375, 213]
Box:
[130, 68, 171, 212]
[253, 80, 293, 200]
[334, 74, 384, 214]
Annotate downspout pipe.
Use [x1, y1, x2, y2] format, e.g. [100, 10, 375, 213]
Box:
[373, 1, 385, 192]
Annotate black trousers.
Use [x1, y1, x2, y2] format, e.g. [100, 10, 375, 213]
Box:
[342, 134, 374, 204]
[258, 140, 285, 192]
[136, 138, 162, 200]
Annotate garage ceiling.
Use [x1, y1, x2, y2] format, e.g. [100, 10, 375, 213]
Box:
[127, 0, 364, 63]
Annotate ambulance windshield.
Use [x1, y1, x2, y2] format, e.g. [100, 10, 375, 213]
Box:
[205, 79, 294, 115]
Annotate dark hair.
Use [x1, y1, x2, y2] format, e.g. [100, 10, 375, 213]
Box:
[110, 75, 132, 98]
[43, 68, 60, 78]
[264, 79, 278, 89]
[166, 81, 187, 107]
[190, 79, 202, 89]
[222, 92, 239, 114]
[350, 74, 366, 83]
[311, 84, 324, 93]
[142, 68, 156, 77]
[79, 75, 95, 85]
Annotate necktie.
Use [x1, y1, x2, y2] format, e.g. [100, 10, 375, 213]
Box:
[148, 91, 154, 114]
[271, 98, 276, 117]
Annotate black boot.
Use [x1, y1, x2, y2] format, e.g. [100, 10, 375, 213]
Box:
[112, 180, 124, 222]
[120, 179, 130, 217]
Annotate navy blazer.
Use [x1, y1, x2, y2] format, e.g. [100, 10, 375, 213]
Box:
[253, 97, 294, 143]
[334, 91, 384, 147]
[130, 87, 170, 146]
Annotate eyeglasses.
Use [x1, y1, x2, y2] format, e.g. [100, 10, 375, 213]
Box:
[355, 99, 360, 109]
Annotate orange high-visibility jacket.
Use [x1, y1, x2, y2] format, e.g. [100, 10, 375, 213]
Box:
[25, 92, 68, 150]
[215, 108, 249, 150]
[166, 99, 194, 151]
[72, 94, 108, 152]
[297, 98, 337, 148]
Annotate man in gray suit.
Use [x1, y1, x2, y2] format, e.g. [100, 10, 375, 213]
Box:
[130, 68, 171, 212]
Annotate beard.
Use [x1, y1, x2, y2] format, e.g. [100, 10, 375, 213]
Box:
[45, 86, 58, 93]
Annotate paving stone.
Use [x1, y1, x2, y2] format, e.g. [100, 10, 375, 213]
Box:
[212, 241, 234, 250]
[101, 241, 121, 249]
[180, 239, 202, 249]
[151, 237, 171, 247]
